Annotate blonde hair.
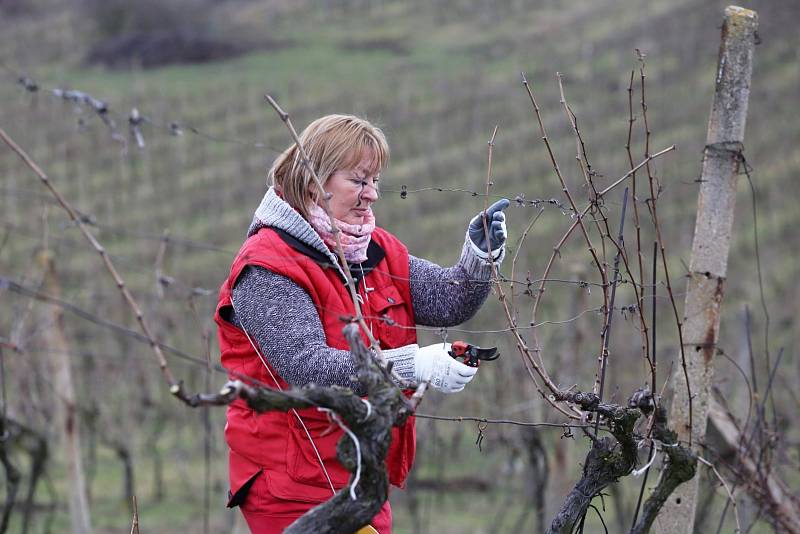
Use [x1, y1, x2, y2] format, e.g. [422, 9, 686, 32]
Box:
[268, 114, 389, 220]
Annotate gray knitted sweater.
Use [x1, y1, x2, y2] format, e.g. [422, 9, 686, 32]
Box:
[228, 187, 503, 393]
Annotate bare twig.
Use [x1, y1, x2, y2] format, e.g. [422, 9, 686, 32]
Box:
[0, 127, 196, 403]
[594, 188, 629, 431]
[509, 207, 545, 319]
[638, 64, 693, 446]
[624, 69, 651, 368]
[154, 229, 170, 299]
[477, 124, 580, 418]
[0, 416, 22, 534]
[475, 125, 578, 418]
[482, 125, 501, 281]
[523, 72, 610, 353]
[415, 413, 592, 430]
[698, 456, 741, 534]
[129, 495, 140, 534]
[556, 72, 610, 278]
[630, 242, 660, 529]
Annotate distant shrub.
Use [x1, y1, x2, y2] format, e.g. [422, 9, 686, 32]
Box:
[84, 0, 206, 38]
[85, 30, 247, 69]
[0, 0, 34, 16]
[82, 0, 273, 69]
[339, 36, 411, 56]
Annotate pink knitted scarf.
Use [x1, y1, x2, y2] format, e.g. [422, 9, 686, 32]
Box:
[307, 203, 375, 263]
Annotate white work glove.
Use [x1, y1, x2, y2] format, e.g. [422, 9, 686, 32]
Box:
[414, 343, 478, 393]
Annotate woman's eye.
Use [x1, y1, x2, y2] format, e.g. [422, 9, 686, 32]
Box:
[347, 174, 378, 190]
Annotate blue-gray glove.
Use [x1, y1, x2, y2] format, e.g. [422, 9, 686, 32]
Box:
[467, 198, 509, 260]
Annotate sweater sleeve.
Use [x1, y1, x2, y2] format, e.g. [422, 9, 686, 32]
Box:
[229, 265, 417, 393]
[409, 236, 502, 327]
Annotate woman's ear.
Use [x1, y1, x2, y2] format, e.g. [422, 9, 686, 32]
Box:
[306, 182, 322, 206]
[308, 177, 327, 198]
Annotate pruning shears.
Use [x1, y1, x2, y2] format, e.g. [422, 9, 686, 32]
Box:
[449, 341, 500, 367]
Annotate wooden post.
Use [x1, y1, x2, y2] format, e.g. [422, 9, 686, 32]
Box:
[38, 250, 93, 534]
[656, 6, 758, 533]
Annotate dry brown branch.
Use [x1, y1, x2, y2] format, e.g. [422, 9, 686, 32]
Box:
[0, 416, 48, 533]
[557, 73, 653, 392]
[0, 127, 192, 401]
[482, 124, 500, 280]
[153, 230, 170, 299]
[129, 496, 139, 534]
[479, 125, 579, 419]
[522, 72, 611, 365]
[625, 68, 652, 374]
[696, 456, 741, 533]
[488, 136, 674, 419]
[594, 188, 628, 429]
[0, 416, 22, 534]
[556, 72, 610, 278]
[527, 144, 674, 337]
[262, 96, 364, 318]
[708, 398, 800, 533]
[505, 90, 674, 404]
[637, 63, 693, 451]
[509, 207, 545, 320]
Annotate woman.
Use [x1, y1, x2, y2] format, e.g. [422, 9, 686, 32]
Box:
[215, 114, 508, 533]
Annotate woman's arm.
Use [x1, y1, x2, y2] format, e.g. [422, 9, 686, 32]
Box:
[230, 265, 416, 393]
[409, 237, 502, 327]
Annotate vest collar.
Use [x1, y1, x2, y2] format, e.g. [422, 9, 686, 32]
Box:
[249, 187, 338, 264]
[272, 228, 385, 285]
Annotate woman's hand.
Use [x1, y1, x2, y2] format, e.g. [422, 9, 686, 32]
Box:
[467, 198, 509, 260]
[414, 343, 478, 393]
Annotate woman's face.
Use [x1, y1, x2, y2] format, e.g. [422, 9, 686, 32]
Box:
[323, 152, 380, 225]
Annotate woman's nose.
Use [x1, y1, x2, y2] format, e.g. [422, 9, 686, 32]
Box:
[359, 183, 379, 203]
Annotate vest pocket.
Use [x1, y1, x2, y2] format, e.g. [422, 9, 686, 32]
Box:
[285, 410, 351, 488]
[369, 285, 412, 349]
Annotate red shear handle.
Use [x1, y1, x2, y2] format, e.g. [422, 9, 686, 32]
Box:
[450, 340, 470, 357]
[449, 341, 481, 367]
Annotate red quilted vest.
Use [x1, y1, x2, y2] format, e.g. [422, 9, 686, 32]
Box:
[215, 226, 417, 506]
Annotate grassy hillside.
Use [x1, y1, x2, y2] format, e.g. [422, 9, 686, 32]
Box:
[0, 0, 797, 531]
